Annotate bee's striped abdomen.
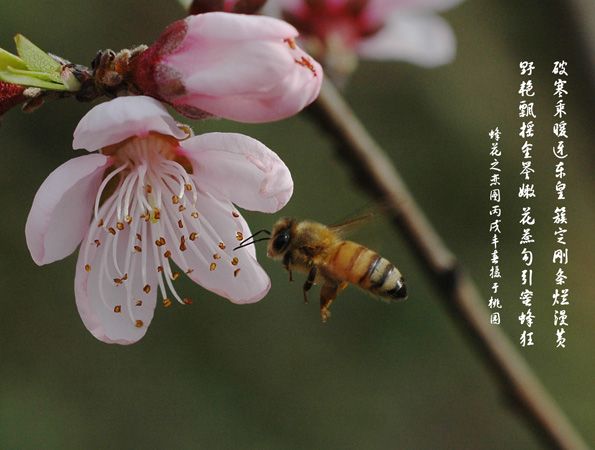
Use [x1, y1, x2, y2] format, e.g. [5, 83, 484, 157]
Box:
[326, 241, 407, 300]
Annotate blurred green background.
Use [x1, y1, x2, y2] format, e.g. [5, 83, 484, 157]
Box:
[1, 0, 593, 448]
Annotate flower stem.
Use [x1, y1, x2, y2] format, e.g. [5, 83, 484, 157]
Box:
[309, 77, 589, 450]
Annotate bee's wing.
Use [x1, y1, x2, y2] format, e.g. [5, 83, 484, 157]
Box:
[328, 212, 376, 236]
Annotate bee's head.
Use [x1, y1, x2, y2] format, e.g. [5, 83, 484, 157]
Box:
[266, 217, 295, 259]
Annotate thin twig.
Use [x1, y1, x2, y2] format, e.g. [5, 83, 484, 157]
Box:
[309, 77, 589, 450]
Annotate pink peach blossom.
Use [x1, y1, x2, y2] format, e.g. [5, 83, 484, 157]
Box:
[266, 0, 463, 78]
[26, 96, 293, 344]
[130, 12, 322, 123]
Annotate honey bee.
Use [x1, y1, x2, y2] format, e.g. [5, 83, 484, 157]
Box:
[236, 216, 407, 321]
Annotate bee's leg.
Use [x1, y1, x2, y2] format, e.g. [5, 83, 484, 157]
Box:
[319, 281, 347, 322]
[302, 267, 317, 303]
[282, 251, 293, 282]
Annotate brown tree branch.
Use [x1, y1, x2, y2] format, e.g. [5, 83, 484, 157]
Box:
[309, 77, 589, 450]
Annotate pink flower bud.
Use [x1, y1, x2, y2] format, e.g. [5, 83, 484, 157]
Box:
[130, 12, 322, 123]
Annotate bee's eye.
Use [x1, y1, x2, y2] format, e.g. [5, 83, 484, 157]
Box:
[272, 229, 291, 253]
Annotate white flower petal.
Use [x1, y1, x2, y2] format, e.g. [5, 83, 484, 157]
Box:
[73, 96, 188, 152]
[357, 13, 457, 67]
[165, 189, 270, 304]
[179, 133, 293, 213]
[26, 154, 111, 265]
[187, 12, 298, 41]
[75, 213, 159, 345]
[174, 40, 294, 97]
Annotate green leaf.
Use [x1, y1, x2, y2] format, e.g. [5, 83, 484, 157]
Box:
[14, 34, 62, 83]
[0, 70, 69, 90]
[7, 66, 59, 83]
[0, 35, 79, 91]
[0, 48, 27, 71]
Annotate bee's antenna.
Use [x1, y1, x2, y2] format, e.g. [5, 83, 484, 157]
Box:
[233, 229, 271, 250]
